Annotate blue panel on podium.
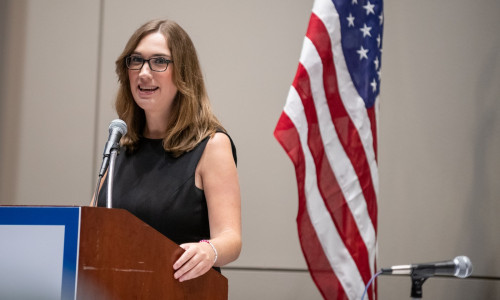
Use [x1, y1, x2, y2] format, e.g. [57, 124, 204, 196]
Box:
[0, 206, 80, 300]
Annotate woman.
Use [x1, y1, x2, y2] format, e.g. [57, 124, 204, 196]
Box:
[93, 19, 241, 282]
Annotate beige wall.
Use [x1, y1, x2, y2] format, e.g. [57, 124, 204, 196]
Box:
[1, 0, 499, 299]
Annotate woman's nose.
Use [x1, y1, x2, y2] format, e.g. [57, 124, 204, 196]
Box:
[139, 62, 153, 77]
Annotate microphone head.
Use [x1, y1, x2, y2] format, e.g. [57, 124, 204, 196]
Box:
[453, 256, 472, 278]
[109, 119, 127, 136]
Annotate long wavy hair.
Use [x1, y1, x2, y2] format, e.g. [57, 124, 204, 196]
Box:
[114, 19, 224, 157]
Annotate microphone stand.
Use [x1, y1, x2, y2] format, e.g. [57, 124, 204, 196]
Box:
[106, 147, 119, 209]
[410, 273, 428, 299]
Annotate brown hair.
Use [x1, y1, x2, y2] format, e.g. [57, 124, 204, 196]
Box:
[115, 19, 224, 157]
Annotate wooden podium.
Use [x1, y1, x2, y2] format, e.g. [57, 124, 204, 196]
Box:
[0, 206, 228, 300]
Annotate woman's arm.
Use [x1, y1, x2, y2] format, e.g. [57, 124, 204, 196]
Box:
[173, 132, 242, 282]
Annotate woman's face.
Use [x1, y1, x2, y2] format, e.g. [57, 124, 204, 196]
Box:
[128, 32, 178, 119]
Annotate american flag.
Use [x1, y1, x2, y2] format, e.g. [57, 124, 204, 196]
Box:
[274, 0, 383, 299]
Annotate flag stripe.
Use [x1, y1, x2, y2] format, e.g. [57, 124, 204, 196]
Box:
[306, 9, 378, 230]
[300, 15, 377, 253]
[302, 8, 378, 286]
[292, 60, 374, 296]
[367, 105, 378, 160]
[275, 111, 346, 300]
[283, 87, 366, 299]
[312, 0, 379, 218]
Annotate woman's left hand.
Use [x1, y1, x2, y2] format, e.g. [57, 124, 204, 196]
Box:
[173, 242, 216, 282]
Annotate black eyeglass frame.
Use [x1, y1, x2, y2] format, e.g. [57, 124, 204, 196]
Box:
[125, 55, 174, 72]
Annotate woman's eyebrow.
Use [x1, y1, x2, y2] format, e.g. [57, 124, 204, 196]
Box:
[131, 51, 171, 58]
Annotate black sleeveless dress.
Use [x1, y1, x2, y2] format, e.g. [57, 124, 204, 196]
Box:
[97, 133, 236, 246]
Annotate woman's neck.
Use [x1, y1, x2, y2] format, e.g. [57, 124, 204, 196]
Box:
[143, 113, 169, 139]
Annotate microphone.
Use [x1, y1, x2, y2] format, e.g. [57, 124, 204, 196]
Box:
[381, 256, 472, 278]
[98, 119, 127, 177]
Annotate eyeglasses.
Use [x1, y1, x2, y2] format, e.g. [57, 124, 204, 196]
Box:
[125, 55, 173, 72]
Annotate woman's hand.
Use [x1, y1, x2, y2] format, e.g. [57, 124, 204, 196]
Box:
[173, 241, 216, 282]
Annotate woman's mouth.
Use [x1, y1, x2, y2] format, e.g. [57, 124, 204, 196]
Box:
[139, 85, 159, 92]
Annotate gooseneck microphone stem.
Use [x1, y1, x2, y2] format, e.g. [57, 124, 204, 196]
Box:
[93, 175, 102, 207]
[106, 149, 118, 209]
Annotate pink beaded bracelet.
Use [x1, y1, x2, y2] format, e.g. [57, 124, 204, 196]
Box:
[200, 240, 218, 264]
